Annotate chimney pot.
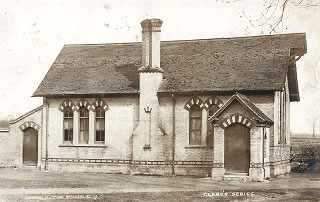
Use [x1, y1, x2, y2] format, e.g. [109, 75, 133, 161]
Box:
[141, 18, 163, 32]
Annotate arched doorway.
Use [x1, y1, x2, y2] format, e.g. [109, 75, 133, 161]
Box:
[224, 123, 250, 174]
[23, 127, 38, 166]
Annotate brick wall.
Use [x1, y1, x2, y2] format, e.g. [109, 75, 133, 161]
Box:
[1, 91, 291, 179]
[0, 107, 42, 168]
[44, 97, 138, 172]
[269, 76, 291, 176]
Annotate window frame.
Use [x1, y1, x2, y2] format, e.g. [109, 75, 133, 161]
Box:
[63, 106, 73, 143]
[79, 106, 89, 144]
[189, 104, 202, 145]
[95, 106, 105, 143]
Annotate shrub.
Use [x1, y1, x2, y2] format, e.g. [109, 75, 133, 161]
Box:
[290, 145, 320, 173]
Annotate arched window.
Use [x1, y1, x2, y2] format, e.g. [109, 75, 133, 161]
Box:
[79, 107, 89, 144]
[189, 105, 202, 145]
[207, 104, 219, 146]
[95, 106, 105, 142]
[63, 106, 73, 142]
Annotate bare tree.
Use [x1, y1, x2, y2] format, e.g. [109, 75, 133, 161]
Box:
[225, 0, 320, 34]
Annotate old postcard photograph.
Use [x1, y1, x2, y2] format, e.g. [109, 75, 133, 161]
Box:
[0, 0, 319, 201]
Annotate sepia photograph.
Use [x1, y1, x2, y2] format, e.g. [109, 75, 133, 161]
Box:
[0, 0, 320, 201]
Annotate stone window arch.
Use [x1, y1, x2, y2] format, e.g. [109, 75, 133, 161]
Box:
[202, 96, 223, 110]
[184, 97, 204, 111]
[58, 99, 77, 112]
[76, 99, 91, 111]
[92, 99, 109, 112]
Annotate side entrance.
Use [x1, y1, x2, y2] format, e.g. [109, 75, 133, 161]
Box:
[23, 127, 38, 166]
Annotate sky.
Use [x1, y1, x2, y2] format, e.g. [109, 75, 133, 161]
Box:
[0, 0, 319, 134]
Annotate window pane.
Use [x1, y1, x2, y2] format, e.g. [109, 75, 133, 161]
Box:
[80, 107, 89, 118]
[64, 129, 73, 141]
[95, 107, 105, 118]
[68, 119, 73, 128]
[80, 119, 84, 130]
[63, 107, 73, 142]
[64, 130, 69, 141]
[84, 119, 89, 130]
[190, 105, 201, 117]
[190, 131, 201, 145]
[69, 130, 73, 141]
[96, 120, 100, 130]
[64, 120, 69, 129]
[101, 131, 105, 141]
[195, 118, 201, 129]
[96, 131, 99, 141]
[64, 107, 73, 118]
[191, 117, 201, 130]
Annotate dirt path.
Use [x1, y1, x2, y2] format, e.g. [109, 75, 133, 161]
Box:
[0, 168, 319, 201]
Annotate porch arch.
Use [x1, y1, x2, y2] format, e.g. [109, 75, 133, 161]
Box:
[220, 113, 254, 129]
[19, 121, 41, 132]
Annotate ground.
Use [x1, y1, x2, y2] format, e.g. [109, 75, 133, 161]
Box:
[0, 168, 319, 201]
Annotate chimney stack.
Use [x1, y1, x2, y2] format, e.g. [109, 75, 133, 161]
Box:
[139, 18, 163, 72]
[134, 18, 164, 157]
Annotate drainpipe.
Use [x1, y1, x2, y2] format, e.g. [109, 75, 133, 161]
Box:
[262, 127, 265, 180]
[44, 97, 49, 171]
[171, 94, 176, 176]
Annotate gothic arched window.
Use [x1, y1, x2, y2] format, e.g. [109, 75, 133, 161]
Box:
[63, 106, 73, 142]
[189, 105, 202, 145]
[79, 106, 89, 143]
[95, 106, 105, 142]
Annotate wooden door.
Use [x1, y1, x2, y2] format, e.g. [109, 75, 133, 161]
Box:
[224, 123, 250, 173]
[23, 128, 38, 166]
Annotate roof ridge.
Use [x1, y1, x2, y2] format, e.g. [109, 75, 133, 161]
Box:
[63, 33, 306, 47]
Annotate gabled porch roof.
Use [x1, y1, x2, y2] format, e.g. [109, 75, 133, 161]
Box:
[208, 93, 274, 126]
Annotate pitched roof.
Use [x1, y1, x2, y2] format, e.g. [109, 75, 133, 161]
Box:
[208, 92, 274, 125]
[33, 33, 307, 98]
[9, 106, 43, 124]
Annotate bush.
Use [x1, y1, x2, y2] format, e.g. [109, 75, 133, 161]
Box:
[290, 145, 320, 173]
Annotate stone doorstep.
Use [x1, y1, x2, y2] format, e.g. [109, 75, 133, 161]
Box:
[21, 165, 37, 169]
[224, 172, 250, 181]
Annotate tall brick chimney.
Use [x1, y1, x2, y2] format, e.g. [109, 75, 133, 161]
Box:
[139, 18, 163, 71]
[132, 19, 164, 171]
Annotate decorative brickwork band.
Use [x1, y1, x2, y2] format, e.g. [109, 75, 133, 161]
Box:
[42, 158, 214, 166]
[92, 99, 109, 111]
[213, 163, 224, 168]
[19, 121, 41, 132]
[58, 99, 77, 112]
[184, 97, 204, 111]
[76, 99, 91, 111]
[250, 163, 263, 168]
[219, 113, 254, 129]
[203, 96, 223, 109]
